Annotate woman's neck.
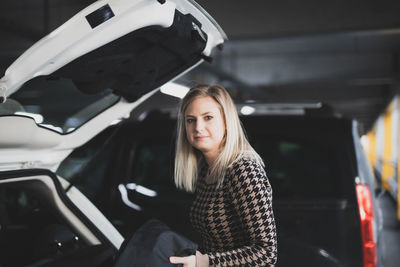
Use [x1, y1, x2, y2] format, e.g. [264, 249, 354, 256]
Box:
[203, 148, 221, 167]
[204, 153, 217, 167]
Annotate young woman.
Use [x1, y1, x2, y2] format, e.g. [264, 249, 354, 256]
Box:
[169, 85, 277, 267]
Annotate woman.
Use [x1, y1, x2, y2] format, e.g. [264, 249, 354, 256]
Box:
[169, 85, 277, 267]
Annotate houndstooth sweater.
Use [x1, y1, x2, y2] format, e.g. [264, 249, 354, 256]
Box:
[190, 157, 278, 266]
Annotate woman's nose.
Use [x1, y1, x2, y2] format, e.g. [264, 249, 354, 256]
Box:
[195, 119, 204, 131]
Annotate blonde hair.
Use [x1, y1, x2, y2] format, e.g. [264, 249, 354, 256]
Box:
[174, 84, 263, 192]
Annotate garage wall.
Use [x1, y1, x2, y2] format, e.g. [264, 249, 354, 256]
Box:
[364, 96, 400, 219]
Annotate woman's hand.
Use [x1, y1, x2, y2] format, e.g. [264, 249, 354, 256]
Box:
[169, 251, 209, 267]
[169, 255, 196, 266]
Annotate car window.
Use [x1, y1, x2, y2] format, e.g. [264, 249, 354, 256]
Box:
[0, 76, 120, 134]
[130, 140, 175, 192]
[121, 137, 196, 239]
[252, 136, 345, 200]
[57, 126, 119, 200]
[0, 185, 87, 266]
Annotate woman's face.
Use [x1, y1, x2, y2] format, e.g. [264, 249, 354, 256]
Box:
[185, 96, 226, 161]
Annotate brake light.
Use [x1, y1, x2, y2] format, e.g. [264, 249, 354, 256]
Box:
[356, 184, 377, 267]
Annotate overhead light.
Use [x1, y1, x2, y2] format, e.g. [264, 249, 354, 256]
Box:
[240, 105, 255, 115]
[160, 82, 189, 99]
[14, 111, 44, 123]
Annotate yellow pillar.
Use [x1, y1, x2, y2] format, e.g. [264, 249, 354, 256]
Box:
[397, 96, 400, 220]
[382, 103, 394, 191]
[366, 128, 377, 172]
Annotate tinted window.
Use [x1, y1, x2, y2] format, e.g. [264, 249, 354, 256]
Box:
[243, 116, 355, 201]
[57, 126, 120, 200]
[130, 140, 175, 191]
[123, 137, 196, 239]
[252, 136, 344, 200]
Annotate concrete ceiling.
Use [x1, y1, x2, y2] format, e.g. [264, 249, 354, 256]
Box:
[1, 0, 400, 134]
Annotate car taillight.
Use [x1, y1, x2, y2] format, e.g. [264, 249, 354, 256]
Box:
[356, 184, 377, 267]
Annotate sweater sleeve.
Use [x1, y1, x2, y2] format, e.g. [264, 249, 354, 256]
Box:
[207, 158, 278, 266]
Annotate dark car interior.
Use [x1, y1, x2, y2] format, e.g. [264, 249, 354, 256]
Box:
[0, 178, 115, 267]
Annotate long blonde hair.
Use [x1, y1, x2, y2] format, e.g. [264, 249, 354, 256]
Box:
[174, 84, 263, 192]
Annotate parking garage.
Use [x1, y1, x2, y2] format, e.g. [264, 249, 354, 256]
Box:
[0, 0, 400, 266]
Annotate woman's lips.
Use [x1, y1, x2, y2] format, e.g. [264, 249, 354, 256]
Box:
[195, 136, 208, 141]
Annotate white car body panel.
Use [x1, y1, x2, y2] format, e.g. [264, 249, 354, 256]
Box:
[0, 0, 225, 99]
[0, 0, 176, 97]
[59, 177, 124, 249]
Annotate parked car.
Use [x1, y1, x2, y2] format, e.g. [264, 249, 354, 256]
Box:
[0, 0, 226, 266]
[55, 104, 385, 267]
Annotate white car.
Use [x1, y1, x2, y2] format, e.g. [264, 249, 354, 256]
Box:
[0, 0, 226, 266]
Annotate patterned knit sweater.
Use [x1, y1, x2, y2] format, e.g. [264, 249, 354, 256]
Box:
[190, 157, 278, 266]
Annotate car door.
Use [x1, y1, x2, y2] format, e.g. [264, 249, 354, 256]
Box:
[0, 0, 226, 263]
[0, 0, 226, 173]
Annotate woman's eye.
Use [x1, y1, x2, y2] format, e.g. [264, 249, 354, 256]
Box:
[205, 116, 213, 120]
[186, 118, 194, 123]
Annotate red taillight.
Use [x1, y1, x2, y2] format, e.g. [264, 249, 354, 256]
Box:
[356, 184, 377, 267]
